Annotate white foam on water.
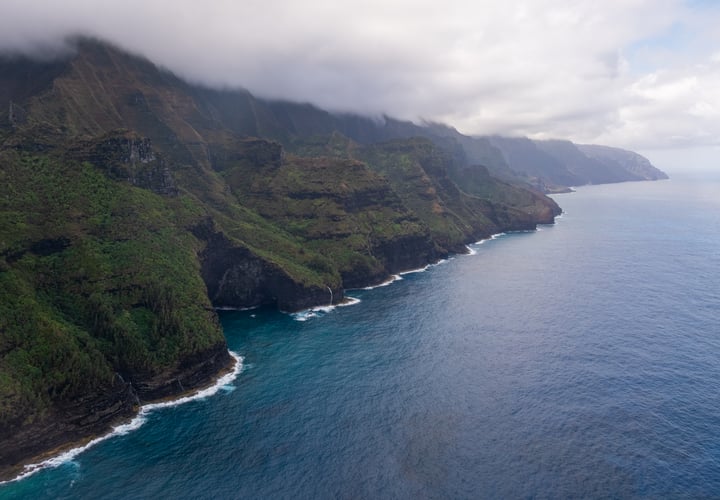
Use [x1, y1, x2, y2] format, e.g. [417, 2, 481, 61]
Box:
[291, 311, 315, 322]
[465, 231, 512, 254]
[361, 274, 402, 290]
[338, 297, 361, 307]
[291, 305, 333, 322]
[291, 305, 333, 321]
[399, 265, 430, 275]
[289, 295, 362, 321]
[2, 351, 244, 485]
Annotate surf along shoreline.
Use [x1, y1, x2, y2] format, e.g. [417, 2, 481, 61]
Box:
[289, 231, 515, 322]
[1, 226, 546, 485]
[0, 351, 243, 485]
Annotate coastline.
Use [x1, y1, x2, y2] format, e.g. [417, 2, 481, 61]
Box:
[0, 351, 243, 485]
[1, 225, 555, 483]
[289, 231, 513, 322]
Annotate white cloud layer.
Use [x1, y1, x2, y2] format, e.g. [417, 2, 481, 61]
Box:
[1, 0, 718, 152]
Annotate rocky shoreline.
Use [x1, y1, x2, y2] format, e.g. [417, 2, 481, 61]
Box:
[0, 214, 555, 484]
[0, 343, 235, 483]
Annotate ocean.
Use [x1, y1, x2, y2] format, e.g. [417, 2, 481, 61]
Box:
[2, 171, 720, 498]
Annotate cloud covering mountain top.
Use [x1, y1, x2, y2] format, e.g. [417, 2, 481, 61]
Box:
[1, 0, 719, 153]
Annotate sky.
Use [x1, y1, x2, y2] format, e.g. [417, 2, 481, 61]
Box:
[1, 0, 719, 167]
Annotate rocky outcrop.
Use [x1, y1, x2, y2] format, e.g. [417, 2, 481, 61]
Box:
[193, 218, 342, 311]
[67, 131, 178, 195]
[0, 377, 137, 481]
[126, 342, 232, 401]
[7, 101, 27, 127]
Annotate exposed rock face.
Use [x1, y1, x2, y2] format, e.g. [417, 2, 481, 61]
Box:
[211, 137, 284, 171]
[0, 342, 231, 480]
[7, 101, 27, 127]
[0, 378, 137, 480]
[193, 218, 343, 311]
[127, 342, 232, 401]
[68, 131, 178, 195]
[373, 232, 440, 274]
[201, 234, 335, 311]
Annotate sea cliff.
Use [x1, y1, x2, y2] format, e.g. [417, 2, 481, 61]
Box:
[0, 37, 664, 480]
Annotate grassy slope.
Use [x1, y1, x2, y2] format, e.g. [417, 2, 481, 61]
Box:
[220, 150, 432, 282]
[289, 134, 560, 252]
[0, 149, 223, 430]
[0, 40, 562, 473]
[7, 41, 346, 292]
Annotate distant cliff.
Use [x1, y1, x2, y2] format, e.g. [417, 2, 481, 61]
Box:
[577, 144, 668, 181]
[0, 37, 661, 479]
[486, 137, 667, 189]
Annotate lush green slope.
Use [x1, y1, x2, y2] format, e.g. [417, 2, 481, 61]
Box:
[0, 144, 230, 475]
[0, 37, 564, 478]
[285, 133, 559, 251]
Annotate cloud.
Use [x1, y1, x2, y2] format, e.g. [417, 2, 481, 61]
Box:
[597, 57, 720, 149]
[1, 0, 718, 151]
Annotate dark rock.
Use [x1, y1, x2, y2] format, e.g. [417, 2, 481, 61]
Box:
[0, 342, 233, 481]
[193, 219, 343, 312]
[67, 131, 179, 195]
[210, 137, 284, 172]
[0, 377, 136, 480]
[7, 101, 27, 127]
[128, 342, 231, 401]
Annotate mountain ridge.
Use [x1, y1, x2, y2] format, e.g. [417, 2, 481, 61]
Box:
[0, 37, 663, 480]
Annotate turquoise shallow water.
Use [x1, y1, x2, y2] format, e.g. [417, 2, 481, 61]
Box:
[3, 172, 720, 498]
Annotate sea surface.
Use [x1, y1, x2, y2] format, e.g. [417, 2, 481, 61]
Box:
[3, 170, 720, 499]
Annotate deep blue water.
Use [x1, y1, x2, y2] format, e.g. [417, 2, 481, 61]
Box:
[3, 172, 720, 499]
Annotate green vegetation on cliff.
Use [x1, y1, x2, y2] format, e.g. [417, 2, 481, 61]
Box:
[0, 146, 231, 473]
[0, 37, 566, 477]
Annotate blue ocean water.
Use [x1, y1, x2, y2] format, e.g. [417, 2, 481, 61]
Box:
[3, 172, 720, 498]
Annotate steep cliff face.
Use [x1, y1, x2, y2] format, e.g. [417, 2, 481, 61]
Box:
[488, 135, 582, 188]
[0, 38, 572, 479]
[67, 131, 179, 195]
[217, 141, 440, 287]
[192, 218, 342, 311]
[577, 144, 669, 181]
[356, 138, 561, 250]
[0, 340, 231, 480]
[0, 376, 137, 479]
[0, 145, 232, 479]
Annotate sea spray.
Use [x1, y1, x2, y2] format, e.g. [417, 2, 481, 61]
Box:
[290, 297, 362, 322]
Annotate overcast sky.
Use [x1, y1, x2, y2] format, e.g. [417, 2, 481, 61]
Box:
[1, 0, 719, 166]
